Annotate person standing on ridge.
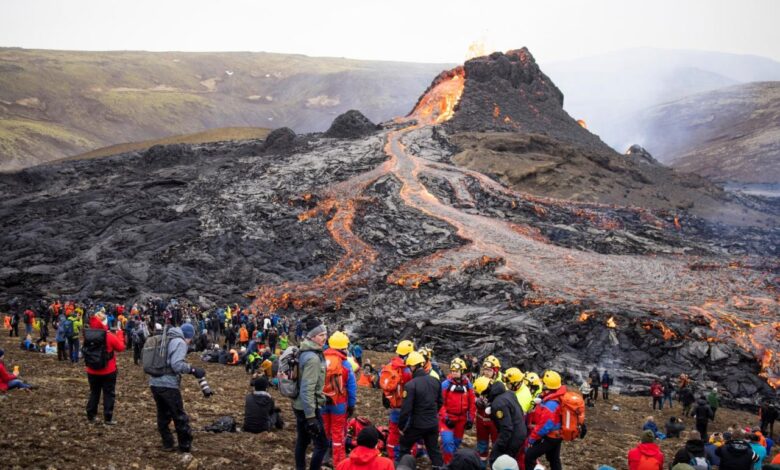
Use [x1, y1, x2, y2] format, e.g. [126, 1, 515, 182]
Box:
[84, 312, 125, 425]
[380, 339, 414, 460]
[440, 357, 476, 464]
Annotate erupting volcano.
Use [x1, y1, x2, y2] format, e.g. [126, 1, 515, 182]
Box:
[247, 48, 779, 400]
[1, 48, 778, 403]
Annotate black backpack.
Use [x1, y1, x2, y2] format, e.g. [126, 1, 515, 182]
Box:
[83, 329, 113, 369]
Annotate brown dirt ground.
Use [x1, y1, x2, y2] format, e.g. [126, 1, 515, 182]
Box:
[0, 336, 775, 470]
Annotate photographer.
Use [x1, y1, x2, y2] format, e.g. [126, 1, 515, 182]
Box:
[147, 323, 208, 453]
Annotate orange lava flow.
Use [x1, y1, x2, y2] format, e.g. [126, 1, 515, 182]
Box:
[246, 65, 780, 387]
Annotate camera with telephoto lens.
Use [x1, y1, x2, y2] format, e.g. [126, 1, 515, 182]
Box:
[198, 376, 214, 397]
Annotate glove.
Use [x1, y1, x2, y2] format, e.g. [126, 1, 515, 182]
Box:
[347, 406, 355, 418]
[191, 367, 206, 379]
[579, 423, 588, 439]
[465, 420, 473, 430]
[306, 418, 321, 437]
[445, 418, 455, 429]
[382, 395, 391, 409]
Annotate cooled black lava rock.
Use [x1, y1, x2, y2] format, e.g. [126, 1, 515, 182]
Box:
[262, 127, 297, 152]
[325, 110, 378, 139]
[625, 144, 660, 165]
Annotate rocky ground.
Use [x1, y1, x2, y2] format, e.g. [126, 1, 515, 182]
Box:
[0, 338, 775, 470]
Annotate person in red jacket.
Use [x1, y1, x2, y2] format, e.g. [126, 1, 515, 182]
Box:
[525, 371, 567, 470]
[440, 357, 477, 464]
[323, 331, 357, 467]
[650, 379, 664, 410]
[85, 312, 125, 424]
[381, 340, 414, 461]
[627, 430, 664, 470]
[0, 348, 32, 391]
[337, 426, 394, 470]
[23, 308, 35, 336]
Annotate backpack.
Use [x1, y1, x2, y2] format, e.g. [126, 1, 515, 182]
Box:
[322, 354, 346, 402]
[63, 319, 75, 338]
[204, 416, 237, 433]
[83, 329, 113, 369]
[636, 454, 662, 470]
[142, 328, 174, 377]
[277, 346, 301, 398]
[380, 364, 404, 408]
[559, 391, 586, 441]
[689, 455, 710, 470]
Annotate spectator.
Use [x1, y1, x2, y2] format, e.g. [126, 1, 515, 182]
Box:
[336, 426, 394, 470]
[663, 376, 675, 409]
[707, 388, 720, 421]
[666, 417, 685, 439]
[748, 433, 766, 469]
[628, 430, 664, 470]
[692, 397, 714, 441]
[716, 430, 758, 469]
[650, 379, 664, 410]
[292, 316, 328, 470]
[84, 312, 125, 424]
[0, 348, 32, 391]
[243, 376, 283, 433]
[679, 386, 695, 417]
[601, 370, 613, 400]
[671, 430, 709, 469]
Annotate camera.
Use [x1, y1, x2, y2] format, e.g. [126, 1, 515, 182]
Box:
[198, 376, 214, 397]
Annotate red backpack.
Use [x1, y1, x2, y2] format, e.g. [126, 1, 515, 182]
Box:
[636, 453, 662, 470]
[559, 391, 586, 441]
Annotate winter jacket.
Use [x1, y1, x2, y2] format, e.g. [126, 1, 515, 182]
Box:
[243, 391, 276, 433]
[643, 421, 659, 434]
[704, 443, 720, 466]
[665, 419, 685, 438]
[148, 327, 193, 389]
[399, 367, 443, 431]
[0, 360, 18, 392]
[671, 438, 707, 467]
[335, 446, 394, 470]
[55, 316, 66, 342]
[487, 380, 527, 461]
[707, 392, 719, 410]
[650, 382, 664, 398]
[628, 442, 665, 470]
[715, 439, 758, 470]
[528, 385, 567, 443]
[440, 375, 476, 420]
[679, 387, 695, 406]
[85, 316, 126, 375]
[602, 372, 613, 388]
[515, 383, 534, 413]
[292, 339, 325, 419]
[239, 327, 248, 343]
[749, 442, 766, 469]
[323, 348, 357, 407]
[692, 400, 714, 423]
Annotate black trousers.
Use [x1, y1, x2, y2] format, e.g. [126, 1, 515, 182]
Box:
[133, 342, 142, 365]
[696, 420, 708, 441]
[602, 386, 609, 400]
[57, 341, 67, 361]
[399, 426, 443, 467]
[86, 371, 117, 421]
[151, 386, 192, 451]
[525, 437, 563, 470]
[10, 323, 19, 337]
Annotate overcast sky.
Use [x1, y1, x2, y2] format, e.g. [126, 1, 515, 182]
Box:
[2, 0, 779, 64]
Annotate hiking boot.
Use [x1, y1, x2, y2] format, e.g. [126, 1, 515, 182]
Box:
[87, 415, 97, 423]
[161, 446, 176, 453]
[104, 419, 118, 426]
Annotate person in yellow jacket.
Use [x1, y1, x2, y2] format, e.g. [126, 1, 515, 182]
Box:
[504, 367, 534, 413]
[525, 372, 543, 399]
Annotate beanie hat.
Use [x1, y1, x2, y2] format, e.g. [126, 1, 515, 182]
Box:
[356, 425, 380, 449]
[181, 323, 195, 339]
[641, 430, 655, 443]
[252, 375, 269, 391]
[304, 316, 326, 339]
[492, 454, 520, 470]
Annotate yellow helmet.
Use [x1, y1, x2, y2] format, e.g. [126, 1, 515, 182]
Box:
[450, 358, 467, 371]
[474, 376, 491, 396]
[396, 340, 414, 356]
[504, 367, 525, 385]
[526, 372, 541, 386]
[484, 355, 501, 369]
[419, 347, 433, 360]
[328, 331, 350, 350]
[543, 370, 562, 389]
[405, 351, 425, 367]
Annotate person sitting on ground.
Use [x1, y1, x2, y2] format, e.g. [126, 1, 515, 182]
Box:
[748, 432, 766, 469]
[44, 341, 57, 355]
[715, 430, 759, 469]
[21, 334, 37, 352]
[671, 430, 709, 469]
[628, 430, 664, 470]
[643, 416, 660, 435]
[242, 375, 283, 433]
[705, 432, 723, 466]
[666, 416, 686, 438]
[336, 425, 394, 470]
[0, 348, 32, 391]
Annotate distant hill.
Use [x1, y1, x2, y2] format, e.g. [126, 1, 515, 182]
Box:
[629, 82, 780, 184]
[0, 48, 449, 170]
[543, 48, 780, 152]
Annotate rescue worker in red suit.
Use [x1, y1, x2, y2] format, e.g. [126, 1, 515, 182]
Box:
[322, 331, 357, 468]
[476, 355, 502, 464]
[439, 357, 476, 464]
[381, 340, 414, 461]
[525, 370, 567, 470]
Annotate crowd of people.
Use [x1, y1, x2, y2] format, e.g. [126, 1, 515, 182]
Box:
[3, 298, 780, 470]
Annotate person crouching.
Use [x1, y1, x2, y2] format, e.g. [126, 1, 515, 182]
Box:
[243, 375, 283, 433]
